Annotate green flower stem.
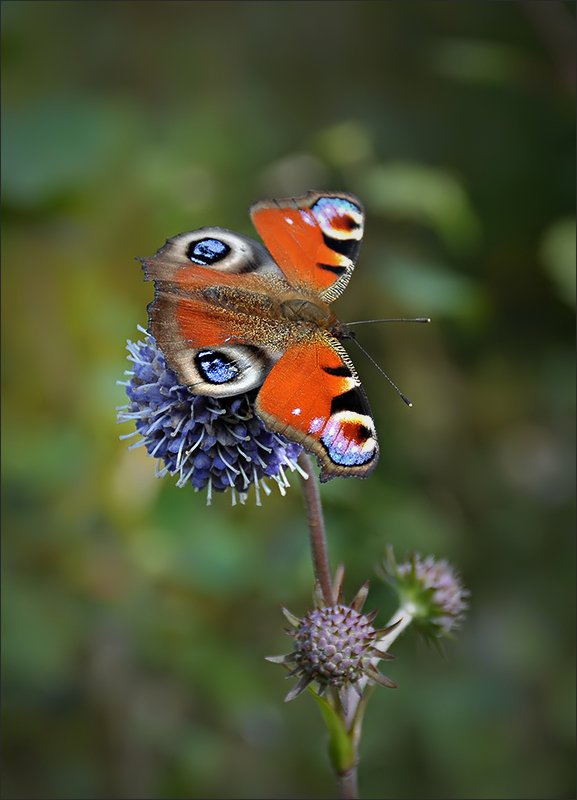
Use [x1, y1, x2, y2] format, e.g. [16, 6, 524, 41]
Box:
[297, 452, 333, 606]
[312, 690, 356, 787]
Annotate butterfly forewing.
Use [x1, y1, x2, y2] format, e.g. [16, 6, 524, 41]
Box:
[249, 191, 364, 302]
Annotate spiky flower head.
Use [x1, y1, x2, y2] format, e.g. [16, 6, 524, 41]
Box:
[116, 328, 304, 505]
[377, 546, 469, 640]
[267, 569, 397, 702]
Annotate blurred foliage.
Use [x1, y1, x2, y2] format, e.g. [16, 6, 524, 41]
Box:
[1, 2, 575, 799]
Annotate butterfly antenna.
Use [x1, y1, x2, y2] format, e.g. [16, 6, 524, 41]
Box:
[348, 334, 413, 407]
[347, 317, 431, 326]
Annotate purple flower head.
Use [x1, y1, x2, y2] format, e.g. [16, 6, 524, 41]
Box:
[117, 328, 305, 505]
[267, 571, 397, 702]
[377, 546, 469, 640]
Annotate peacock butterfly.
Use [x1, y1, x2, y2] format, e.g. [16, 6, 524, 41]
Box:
[139, 191, 378, 482]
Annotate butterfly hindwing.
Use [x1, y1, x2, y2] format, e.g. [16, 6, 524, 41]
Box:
[255, 333, 378, 481]
[140, 229, 284, 395]
[249, 191, 364, 302]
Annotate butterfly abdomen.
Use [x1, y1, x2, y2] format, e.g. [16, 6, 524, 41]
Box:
[202, 285, 276, 317]
[200, 283, 335, 338]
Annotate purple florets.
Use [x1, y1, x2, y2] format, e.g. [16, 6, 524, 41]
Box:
[378, 546, 469, 638]
[117, 328, 305, 504]
[293, 605, 379, 687]
[267, 576, 398, 701]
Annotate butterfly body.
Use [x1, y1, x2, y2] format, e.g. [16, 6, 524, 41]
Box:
[140, 192, 378, 482]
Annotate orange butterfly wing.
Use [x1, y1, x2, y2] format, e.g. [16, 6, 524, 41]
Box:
[256, 332, 378, 482]
[250, 191, 364, 302]
[249, 192, 378, 480]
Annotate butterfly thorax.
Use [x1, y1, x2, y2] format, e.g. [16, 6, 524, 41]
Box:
[201, 284, 341, 340]
[278, 297, 330, 325]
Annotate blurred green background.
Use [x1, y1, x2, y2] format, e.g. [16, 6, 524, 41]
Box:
[2, 2, 575, 798]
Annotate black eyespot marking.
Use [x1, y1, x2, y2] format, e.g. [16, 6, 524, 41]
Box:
[317, 262, 347, 276]
[187, 238, 230, 266]
[357, 423, 372, 441]
[342, 216, 361, 230]
[330, 387, 369, 416]
[195, 350, 239, 384]
[322, 233, 360, 260]
[323, 364, 352, 378]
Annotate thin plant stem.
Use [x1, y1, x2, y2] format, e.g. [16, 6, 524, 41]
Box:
[337, 765, 359, 800]
[297, 453, 359, 799]
[297, 452, 333, 605]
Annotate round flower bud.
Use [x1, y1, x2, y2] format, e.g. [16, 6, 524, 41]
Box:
[267, 579, 397, 701]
